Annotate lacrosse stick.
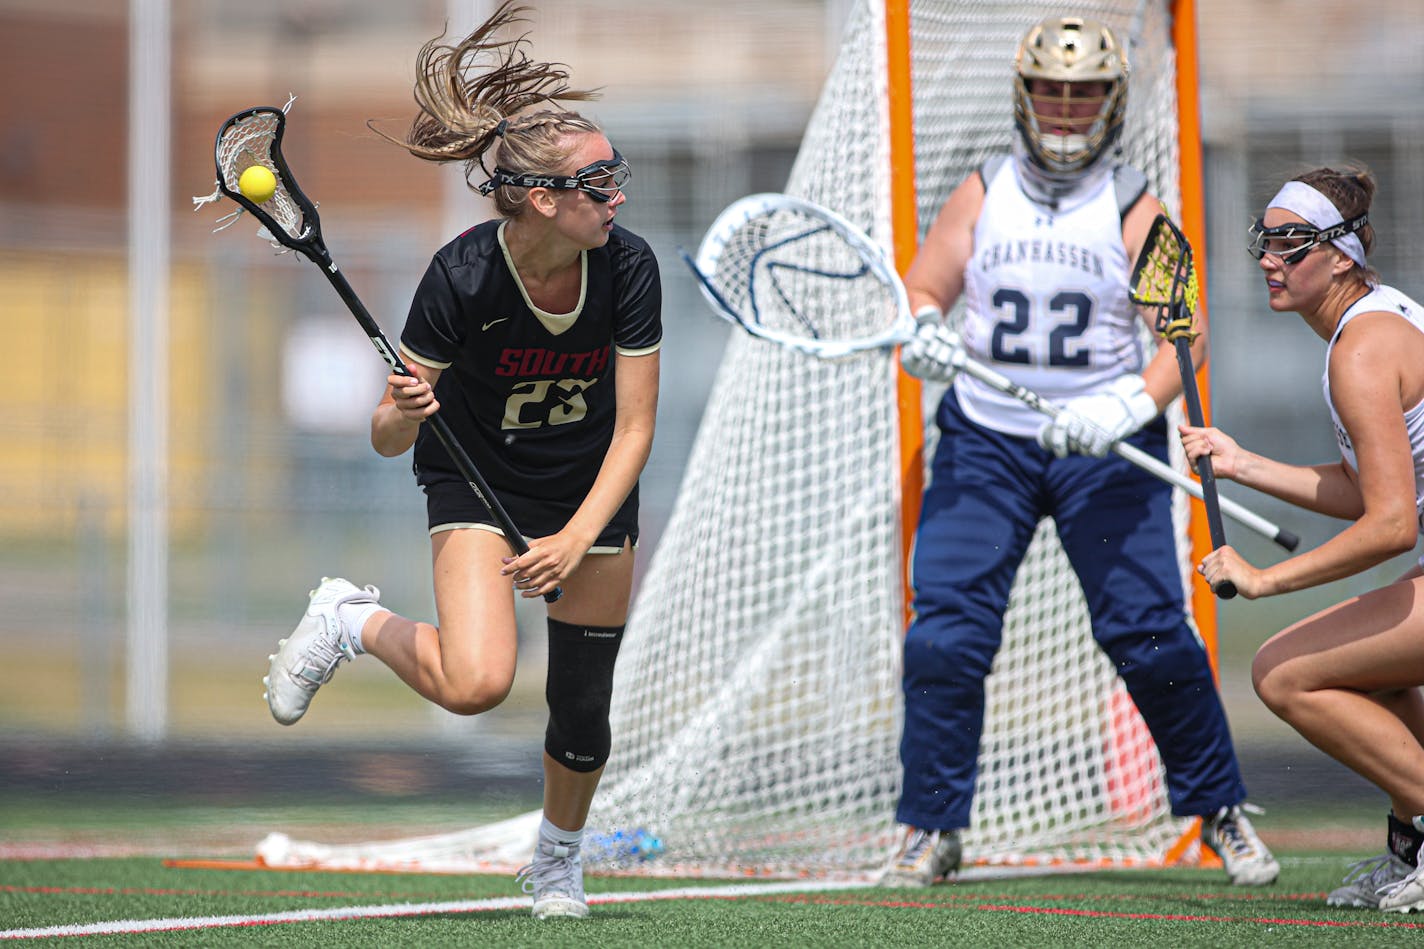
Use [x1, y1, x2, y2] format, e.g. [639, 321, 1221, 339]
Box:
[679, 192, 917, 360]
[1129, 213, 1235, 598]
[198, 103, 560, 602]
[682, 193, 1299, 553]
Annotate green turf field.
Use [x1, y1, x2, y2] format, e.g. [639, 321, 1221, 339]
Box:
[3, 853, 1421, 946]
[1, 800, 1417, 946]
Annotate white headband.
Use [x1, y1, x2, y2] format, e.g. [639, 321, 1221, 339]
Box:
[1266, 181, 1367, 267]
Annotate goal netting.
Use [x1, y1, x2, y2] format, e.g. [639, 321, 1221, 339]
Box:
[257, 0, 1204, 879]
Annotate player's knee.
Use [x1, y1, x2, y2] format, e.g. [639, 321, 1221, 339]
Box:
[1111, 630, 1212, 694]
[441, 667, 514, 716]
[544, 618, 623, 772]
[903, 624, 996, 686]
[1250, 645, 1298, 717]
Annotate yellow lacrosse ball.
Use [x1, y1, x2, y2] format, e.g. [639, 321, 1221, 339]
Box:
[238, 165, 277, 203]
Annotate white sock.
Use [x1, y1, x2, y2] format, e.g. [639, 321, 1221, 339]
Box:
[337, 601, 383, 654]
[540, 815, 584, 850]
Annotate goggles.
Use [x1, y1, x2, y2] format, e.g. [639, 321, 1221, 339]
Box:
[1246, 212, 1369, 265]
[478, 149, 630, 203]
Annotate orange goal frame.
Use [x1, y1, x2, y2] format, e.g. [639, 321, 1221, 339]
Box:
[887, 0, 1216, 866]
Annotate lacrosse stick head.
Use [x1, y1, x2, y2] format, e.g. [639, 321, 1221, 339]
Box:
[212, 106, 327, 263]
[1129, 213, 1201, 342]
[681, 193, 914, 360]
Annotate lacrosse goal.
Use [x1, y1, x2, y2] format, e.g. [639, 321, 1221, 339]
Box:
[258, 0, 1216, 878]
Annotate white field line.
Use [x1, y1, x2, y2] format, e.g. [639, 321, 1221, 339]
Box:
[0, 878, 874, 940]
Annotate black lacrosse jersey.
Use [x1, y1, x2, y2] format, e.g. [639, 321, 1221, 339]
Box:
[399, 220, 662, 512]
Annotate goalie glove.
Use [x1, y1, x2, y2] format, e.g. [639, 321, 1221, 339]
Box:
[901, 306, 963, 382]
[1037, 374, 1159, 459]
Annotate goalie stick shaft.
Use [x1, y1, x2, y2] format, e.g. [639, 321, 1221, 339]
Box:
[952, 353, 1298, 553]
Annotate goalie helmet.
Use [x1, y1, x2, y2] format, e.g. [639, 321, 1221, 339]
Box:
[1013, 16, 1129, 174]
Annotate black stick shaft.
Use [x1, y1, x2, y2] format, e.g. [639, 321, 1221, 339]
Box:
[318, 260, 562, 603]
[1173, 336, 1235, 600]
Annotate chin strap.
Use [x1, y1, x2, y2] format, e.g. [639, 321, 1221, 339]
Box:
[1011, 139, 1114, 213]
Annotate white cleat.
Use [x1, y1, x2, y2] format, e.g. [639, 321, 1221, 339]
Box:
[263, 577, 378, 726]
[1378, 860, 1424, 913]
[1327, 853, 1413, 908]
[1202, 804, 1280, 886]
[516, 841, 590, 919]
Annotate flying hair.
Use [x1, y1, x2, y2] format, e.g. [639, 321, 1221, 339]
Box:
[368, 1, 604, 214]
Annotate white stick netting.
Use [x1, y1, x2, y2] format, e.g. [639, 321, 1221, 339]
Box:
[194, 100, 308, 248]
[257, 0, 1198, 879]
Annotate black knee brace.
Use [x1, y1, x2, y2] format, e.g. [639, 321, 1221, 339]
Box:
[544, 618, 624, 773]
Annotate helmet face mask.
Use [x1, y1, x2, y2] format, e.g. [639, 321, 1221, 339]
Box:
[1013, 16, 1128, 174]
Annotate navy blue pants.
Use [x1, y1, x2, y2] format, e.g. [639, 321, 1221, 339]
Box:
[896, 390, 1247, 831]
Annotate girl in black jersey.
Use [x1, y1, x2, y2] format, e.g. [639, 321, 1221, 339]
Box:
[261, 3, 661, 920]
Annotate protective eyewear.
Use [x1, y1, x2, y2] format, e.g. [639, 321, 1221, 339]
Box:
[479, 149, 631, 203]
[1246, 212, 1368, 265]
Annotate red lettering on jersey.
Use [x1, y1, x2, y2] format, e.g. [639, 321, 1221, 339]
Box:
[518, 349, 544, 375]
[495, 346, 608, 377]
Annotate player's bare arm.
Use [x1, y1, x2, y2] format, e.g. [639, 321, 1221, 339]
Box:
[371, 362, 442, 457]
[902, 172, 984, 315]
[1178, 423, 1338, 512]
[562, 349, 659, 543]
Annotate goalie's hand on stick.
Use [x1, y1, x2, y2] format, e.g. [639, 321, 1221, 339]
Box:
[1037, 374, 1158, 458]
[900, 306, 964, 382]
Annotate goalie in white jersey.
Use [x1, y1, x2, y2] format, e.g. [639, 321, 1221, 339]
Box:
[884, 15, 1276, 888]
[1182, 166, 1424, 914]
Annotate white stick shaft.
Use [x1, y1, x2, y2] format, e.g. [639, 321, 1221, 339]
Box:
[952, 353, 1292, 548]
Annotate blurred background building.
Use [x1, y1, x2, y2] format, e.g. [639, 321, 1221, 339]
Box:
[1, 0, 1421, 776]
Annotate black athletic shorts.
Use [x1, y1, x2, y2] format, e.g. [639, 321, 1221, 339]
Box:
[422, 478, 639, 553]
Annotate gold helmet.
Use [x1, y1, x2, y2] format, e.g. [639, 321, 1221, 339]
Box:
[1013, 16, 1129, 174]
